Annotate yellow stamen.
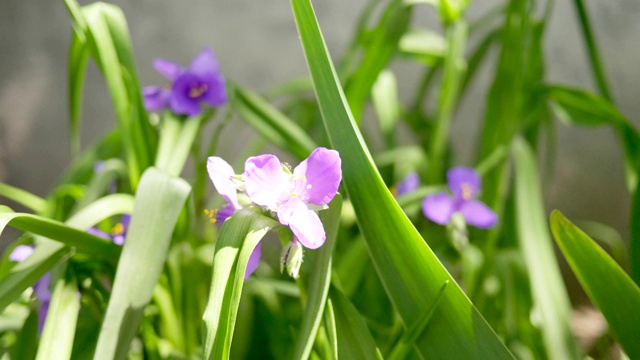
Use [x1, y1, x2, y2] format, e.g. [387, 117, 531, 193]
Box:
[461, 183, 474, 200]
[188, 83, 208, 98]
[112, 223, 124, 235]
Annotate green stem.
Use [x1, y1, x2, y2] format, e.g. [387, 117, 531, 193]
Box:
[427, 20, 468, 183]
[573, 0, 613, 101]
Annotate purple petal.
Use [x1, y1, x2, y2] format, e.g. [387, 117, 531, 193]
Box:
[9, 245, 34, 262]
[244, 154, 289, 208]
[112, 234, 125, 246]
[447, 167, 481, 200]
[143, 86, 171, 112]
[421, 192, 456, 225]
[170, 73, 204, 116]
[396, 172, 420, 196]
[215, 204, 236, 224]
[293, 147, 342, 205]
[94, 161, 105, 174]
[34, 273, 52, 303]
[189, 48, 220, 77]
[201, 73, 228, 107]
[207, 156, 239, 209]
[37, 298, 50, 335]
[121, 214, 131, 228]
[87, 227, 110, 240]
[244, 241, 262, 280]
[282, 200, 325, 249]
[458, 199, 497, 229]
[152, 58, 185, 81]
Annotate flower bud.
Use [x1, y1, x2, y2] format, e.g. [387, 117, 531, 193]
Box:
[280, 239, 304, 279]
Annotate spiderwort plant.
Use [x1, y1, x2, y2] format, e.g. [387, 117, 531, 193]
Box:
[207, 147, 342, 278]
[9, 245, 51, 334]
[143, 48, 228, 116]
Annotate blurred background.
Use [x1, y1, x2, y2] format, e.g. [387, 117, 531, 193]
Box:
[0, 0, 638, 239]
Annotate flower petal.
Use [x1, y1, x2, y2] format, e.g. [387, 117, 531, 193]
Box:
[286, 201, 326, 249]
[294, 147, 341, 205]
[87, 227, 110, 240]
[9, 245, 34, 262]
[244, 241, 262, 280]
[189, 47, 221, 77]
[458, 199, 497, 229]
[447, 167, 481, 200]
[244, 154, 289, 208]
[396, 172, 420, 196]
[170, 73, 203, 116]
[152, 58, 184, 81]
[421, 192, 456, 225]
[143, 86, 171, 112]
[202, 73, 228, 107]
[207, 156, 239, 209]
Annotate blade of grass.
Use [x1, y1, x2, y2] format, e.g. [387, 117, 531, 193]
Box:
[293, 195, 342, 360]
[94, 168, 190, 360]
[202, 208, 279, 359]
[512, 138, 580, 360]
[550, 211, 640, 358]
[0, 183, 47, 214]
[290, 0, 514, 357]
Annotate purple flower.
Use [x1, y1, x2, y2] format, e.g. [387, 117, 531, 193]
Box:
[143, 48, 227, 116]
[244, 147, 342, 249]
[421, 167, 497, 229]
[245, 242, 262, 280]
[394, 172, 420, 197]
[9, 245, 50, 334]
[87, 214, 131, 246]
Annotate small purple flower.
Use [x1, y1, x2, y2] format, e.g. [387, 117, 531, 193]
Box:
[244, 147, 342, 249]
[422, 167, 497, 228]
[143, 48, 227, 116]
[394, 172, 420, 197]
[9, 245, 50, 334]
[87, 214, 131, 246]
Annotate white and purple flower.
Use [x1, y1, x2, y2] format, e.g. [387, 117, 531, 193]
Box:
[207, 147, 342, 279]
[421, 167, 497, 229]
[143, 48, 227, 116]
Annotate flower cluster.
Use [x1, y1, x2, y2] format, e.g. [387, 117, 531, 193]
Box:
[207, 147, 342, 278]
[143, 48, 227, 116]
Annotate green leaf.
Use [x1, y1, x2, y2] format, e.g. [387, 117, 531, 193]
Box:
[0, 209, 121, 259]
[512, 138, 580, 360]
[94, 168, 191, 360]
[290, 0, 514, 357]
[64, 0, 155, 189]
[36, 266, 81, 360]
[232, 84, 316, 159]
[329, 286, 380, 359]
[371, 70, 401, 147]
[546, 86, 625, 127]
[345, 0, 412, 122]
[0, 182, 47, 214]
[202, 208, 279, 360]
[550, 210, 640, 358]
[68, 30, 90, 159]
[293, 195, 342, 360]
[0, 193, 133, 313]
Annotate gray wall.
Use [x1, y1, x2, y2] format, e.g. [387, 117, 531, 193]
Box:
[1, 0, 638, 238]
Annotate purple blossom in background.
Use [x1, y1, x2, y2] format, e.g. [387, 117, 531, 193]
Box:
[395, 172, 420, 197]
[143, 48, 227, 116]
[422, 167, 497, 229]
[87, 214, 131, 246]
[245, 242, 262, 280]
[9, 245, 50, 334]
[244, 147, 342, 249]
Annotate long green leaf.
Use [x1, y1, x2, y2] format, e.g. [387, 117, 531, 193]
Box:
[202, 207, 278, 359]
[0, 182, 47, 214]
[293, 195, 342, 360]
[550, 210, 640, 358]
[94, 168, 190, 360]
[0, 209, 120, 259]
[36, 265, 81, 360]
[512, 138, 580, 360]
[290, 0, 513, 357]
[329, 285, 380, 359]
[233, 84, 317, 159]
